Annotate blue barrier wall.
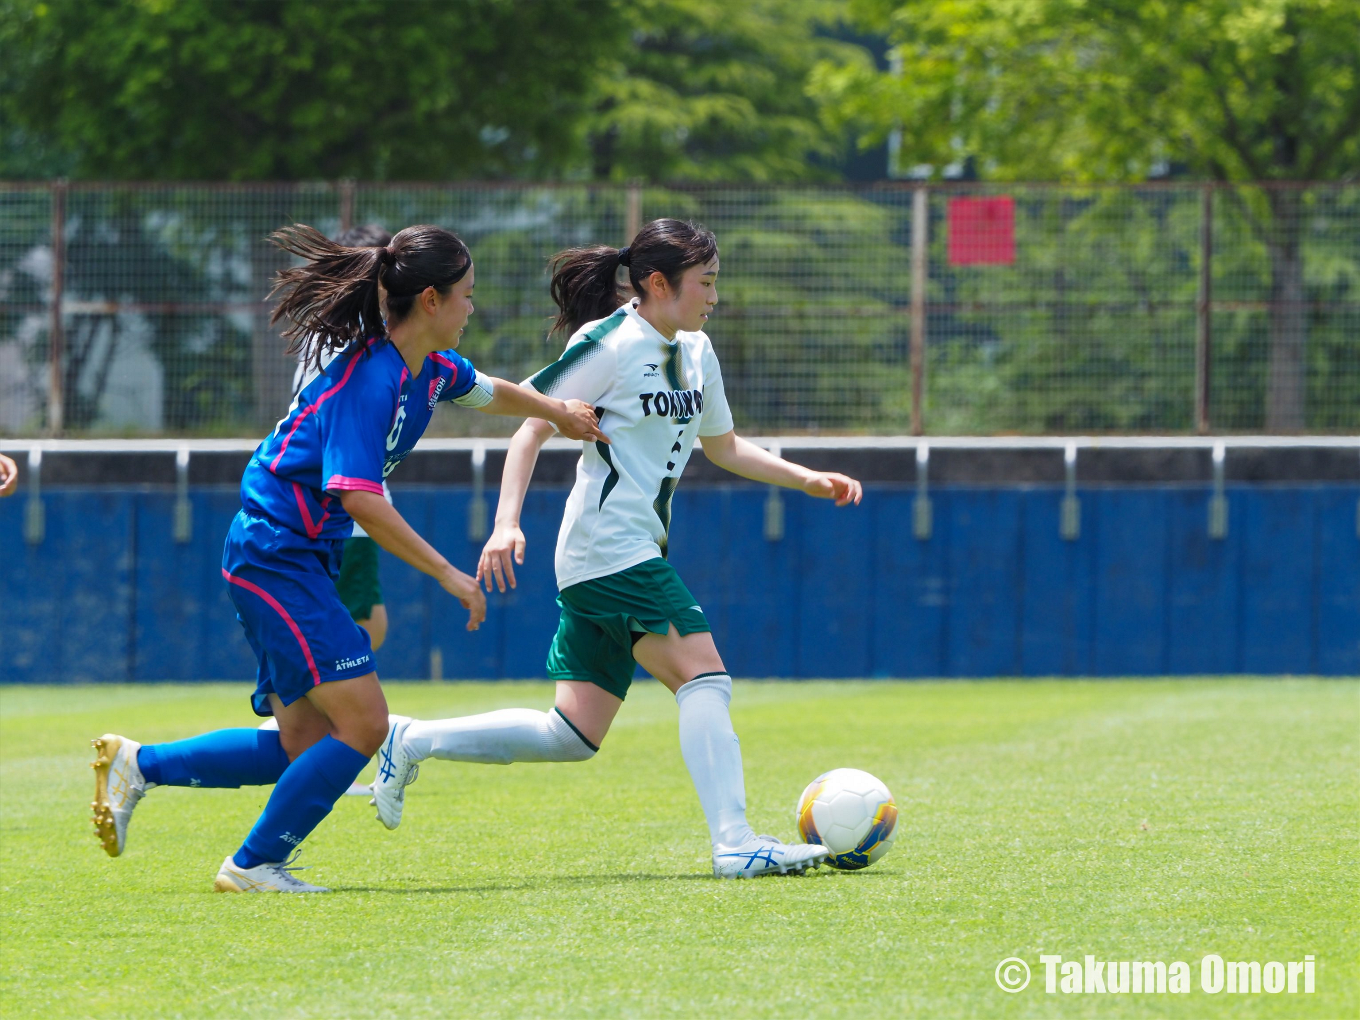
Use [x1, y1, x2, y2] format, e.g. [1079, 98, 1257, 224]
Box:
[3, 484, 1357, 682]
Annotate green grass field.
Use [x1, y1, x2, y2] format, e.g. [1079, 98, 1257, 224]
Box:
[1, 678, 1356, 1019]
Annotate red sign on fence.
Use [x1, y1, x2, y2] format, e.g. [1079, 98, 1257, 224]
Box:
[947, 196, 1015, 265]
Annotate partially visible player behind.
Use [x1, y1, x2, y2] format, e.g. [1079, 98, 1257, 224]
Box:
[88, 223, 607, 892]
[369, 219, 864, 878]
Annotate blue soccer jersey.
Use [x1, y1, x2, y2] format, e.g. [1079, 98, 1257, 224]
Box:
[240, 337, 492, 540]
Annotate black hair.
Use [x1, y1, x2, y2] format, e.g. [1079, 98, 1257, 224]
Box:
[334, 223, 392, 249]
[548, 218, 718, 336]
[268, 222, 471, 361]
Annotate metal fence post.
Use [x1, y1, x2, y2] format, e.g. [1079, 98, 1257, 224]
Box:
[763, 441, 785, 541]
[468, 442, 488, 541]
[910, 186, 928, 436]
[1208, 441, 1228, 539]
[338, 178, 356, 233]
[1195, 185, 1213, 434]
[913, 440, 932, 540]
[1060, 442, 1081, 541]
[173, 445, 193, 543]
[24, 446, 44, 545]
[626, 182, 642, 244]
[48, 180, 67, 435]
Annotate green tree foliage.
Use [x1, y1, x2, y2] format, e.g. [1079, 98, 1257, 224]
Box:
[812, 0, 1360, 430]
[0, 0, 618, 180]
[0, 0, 861, 184]
[813, 0, 1360, 183]
[586, 0, 857, 182]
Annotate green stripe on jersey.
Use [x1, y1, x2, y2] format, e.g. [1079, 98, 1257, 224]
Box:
[662, 342, 686, 391]
[528, 340, 602, 396]
[527, 309, 626, 396]
[597, 441, 620, 509]
[584, 306, 628, 342]
[652, 476, 678, 558]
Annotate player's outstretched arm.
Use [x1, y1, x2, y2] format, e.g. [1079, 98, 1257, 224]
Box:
[478, 377, 608, 445]
[0, 453, 18, 497]
[340, 490, 487, 631]
[699, 430, 862, 507]
[477, 417, 556, 593]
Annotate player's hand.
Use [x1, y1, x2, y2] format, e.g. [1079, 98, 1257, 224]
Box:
[0, 454, 17, 498]
[802, 472, 862, 507]
[477, 523, 526, 593]
[439, 566, 487, 631]
[555, 400, 609, 444]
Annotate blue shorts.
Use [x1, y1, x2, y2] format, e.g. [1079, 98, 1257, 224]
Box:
[222, 510, 376, 717]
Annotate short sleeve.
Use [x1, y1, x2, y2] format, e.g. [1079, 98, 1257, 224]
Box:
[430, 350, 475, 400]
[523, 333, 617, 406]
[697, 340, 734, 437]
[319, 355, 390, 496]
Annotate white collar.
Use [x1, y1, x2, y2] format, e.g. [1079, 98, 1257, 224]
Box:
[624, 298, 677, 347]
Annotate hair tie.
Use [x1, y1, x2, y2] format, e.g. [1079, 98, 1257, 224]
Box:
[380, 246, 395, 267]
[617, 246, 631, 267]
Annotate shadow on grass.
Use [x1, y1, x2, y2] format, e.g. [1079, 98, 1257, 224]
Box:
[331, 870, 855, 893]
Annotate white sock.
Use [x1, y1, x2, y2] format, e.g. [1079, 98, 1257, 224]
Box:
[675, 673, 756, 849]
[401, 708, 597, 765]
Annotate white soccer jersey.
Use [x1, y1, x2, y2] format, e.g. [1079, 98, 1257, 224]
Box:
[526, 298, 735, 589]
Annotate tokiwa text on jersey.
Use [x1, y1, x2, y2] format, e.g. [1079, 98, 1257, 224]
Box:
[638, 389, 703, 419]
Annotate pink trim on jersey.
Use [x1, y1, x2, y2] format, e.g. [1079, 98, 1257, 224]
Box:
[221, 568, 321, 686]
[325, 475, 384, 495]
[430, 351, 461, 378]
[292, 483, 332, 540]
[269, 349, 365, 471]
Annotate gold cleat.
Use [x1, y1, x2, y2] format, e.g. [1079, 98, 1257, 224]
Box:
[90, 734, 146, 857]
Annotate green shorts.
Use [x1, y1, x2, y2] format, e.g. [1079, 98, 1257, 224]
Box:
[337, 536, 383, 622]
[546, 558, 710, 701]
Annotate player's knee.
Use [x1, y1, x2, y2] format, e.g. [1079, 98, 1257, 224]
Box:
[336, 715, 389, 758]
[277, 722, 327, 761]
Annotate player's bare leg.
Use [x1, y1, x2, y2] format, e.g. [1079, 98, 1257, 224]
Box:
[633, 626, 828, 878]
[216, 673, 385, 893]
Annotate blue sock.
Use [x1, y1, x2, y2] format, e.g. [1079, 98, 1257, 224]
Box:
[137, 729, 290, 789]
[234, 735, 370, 869]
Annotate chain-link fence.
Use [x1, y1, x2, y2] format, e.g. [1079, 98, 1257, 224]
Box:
[2, 181, 1356, 436]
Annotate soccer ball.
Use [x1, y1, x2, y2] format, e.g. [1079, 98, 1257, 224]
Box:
[795, 768, 897, 870]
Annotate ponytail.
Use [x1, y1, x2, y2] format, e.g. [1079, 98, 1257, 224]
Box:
[268, 222, 472, 362]
[548, 245, 625, 337]
[547, 218, 718, 337]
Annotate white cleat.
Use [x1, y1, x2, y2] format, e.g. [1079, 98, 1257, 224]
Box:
[213, 853, 329, 893]
[712, 834, 829, 879]
[90, 734, 154, 857]
[370, 715, 417, 830]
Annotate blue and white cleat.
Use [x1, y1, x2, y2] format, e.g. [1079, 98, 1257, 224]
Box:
[370, 715, 417, 830]
[90, 734, 154, 857]
[712, 834, 829, 879]
[214, 852, 328, 893]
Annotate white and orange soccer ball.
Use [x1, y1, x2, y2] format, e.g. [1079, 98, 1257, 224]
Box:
[795, 768, 898, 870]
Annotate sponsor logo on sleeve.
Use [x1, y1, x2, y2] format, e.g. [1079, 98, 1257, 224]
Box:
[428, 377, 447, 408]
